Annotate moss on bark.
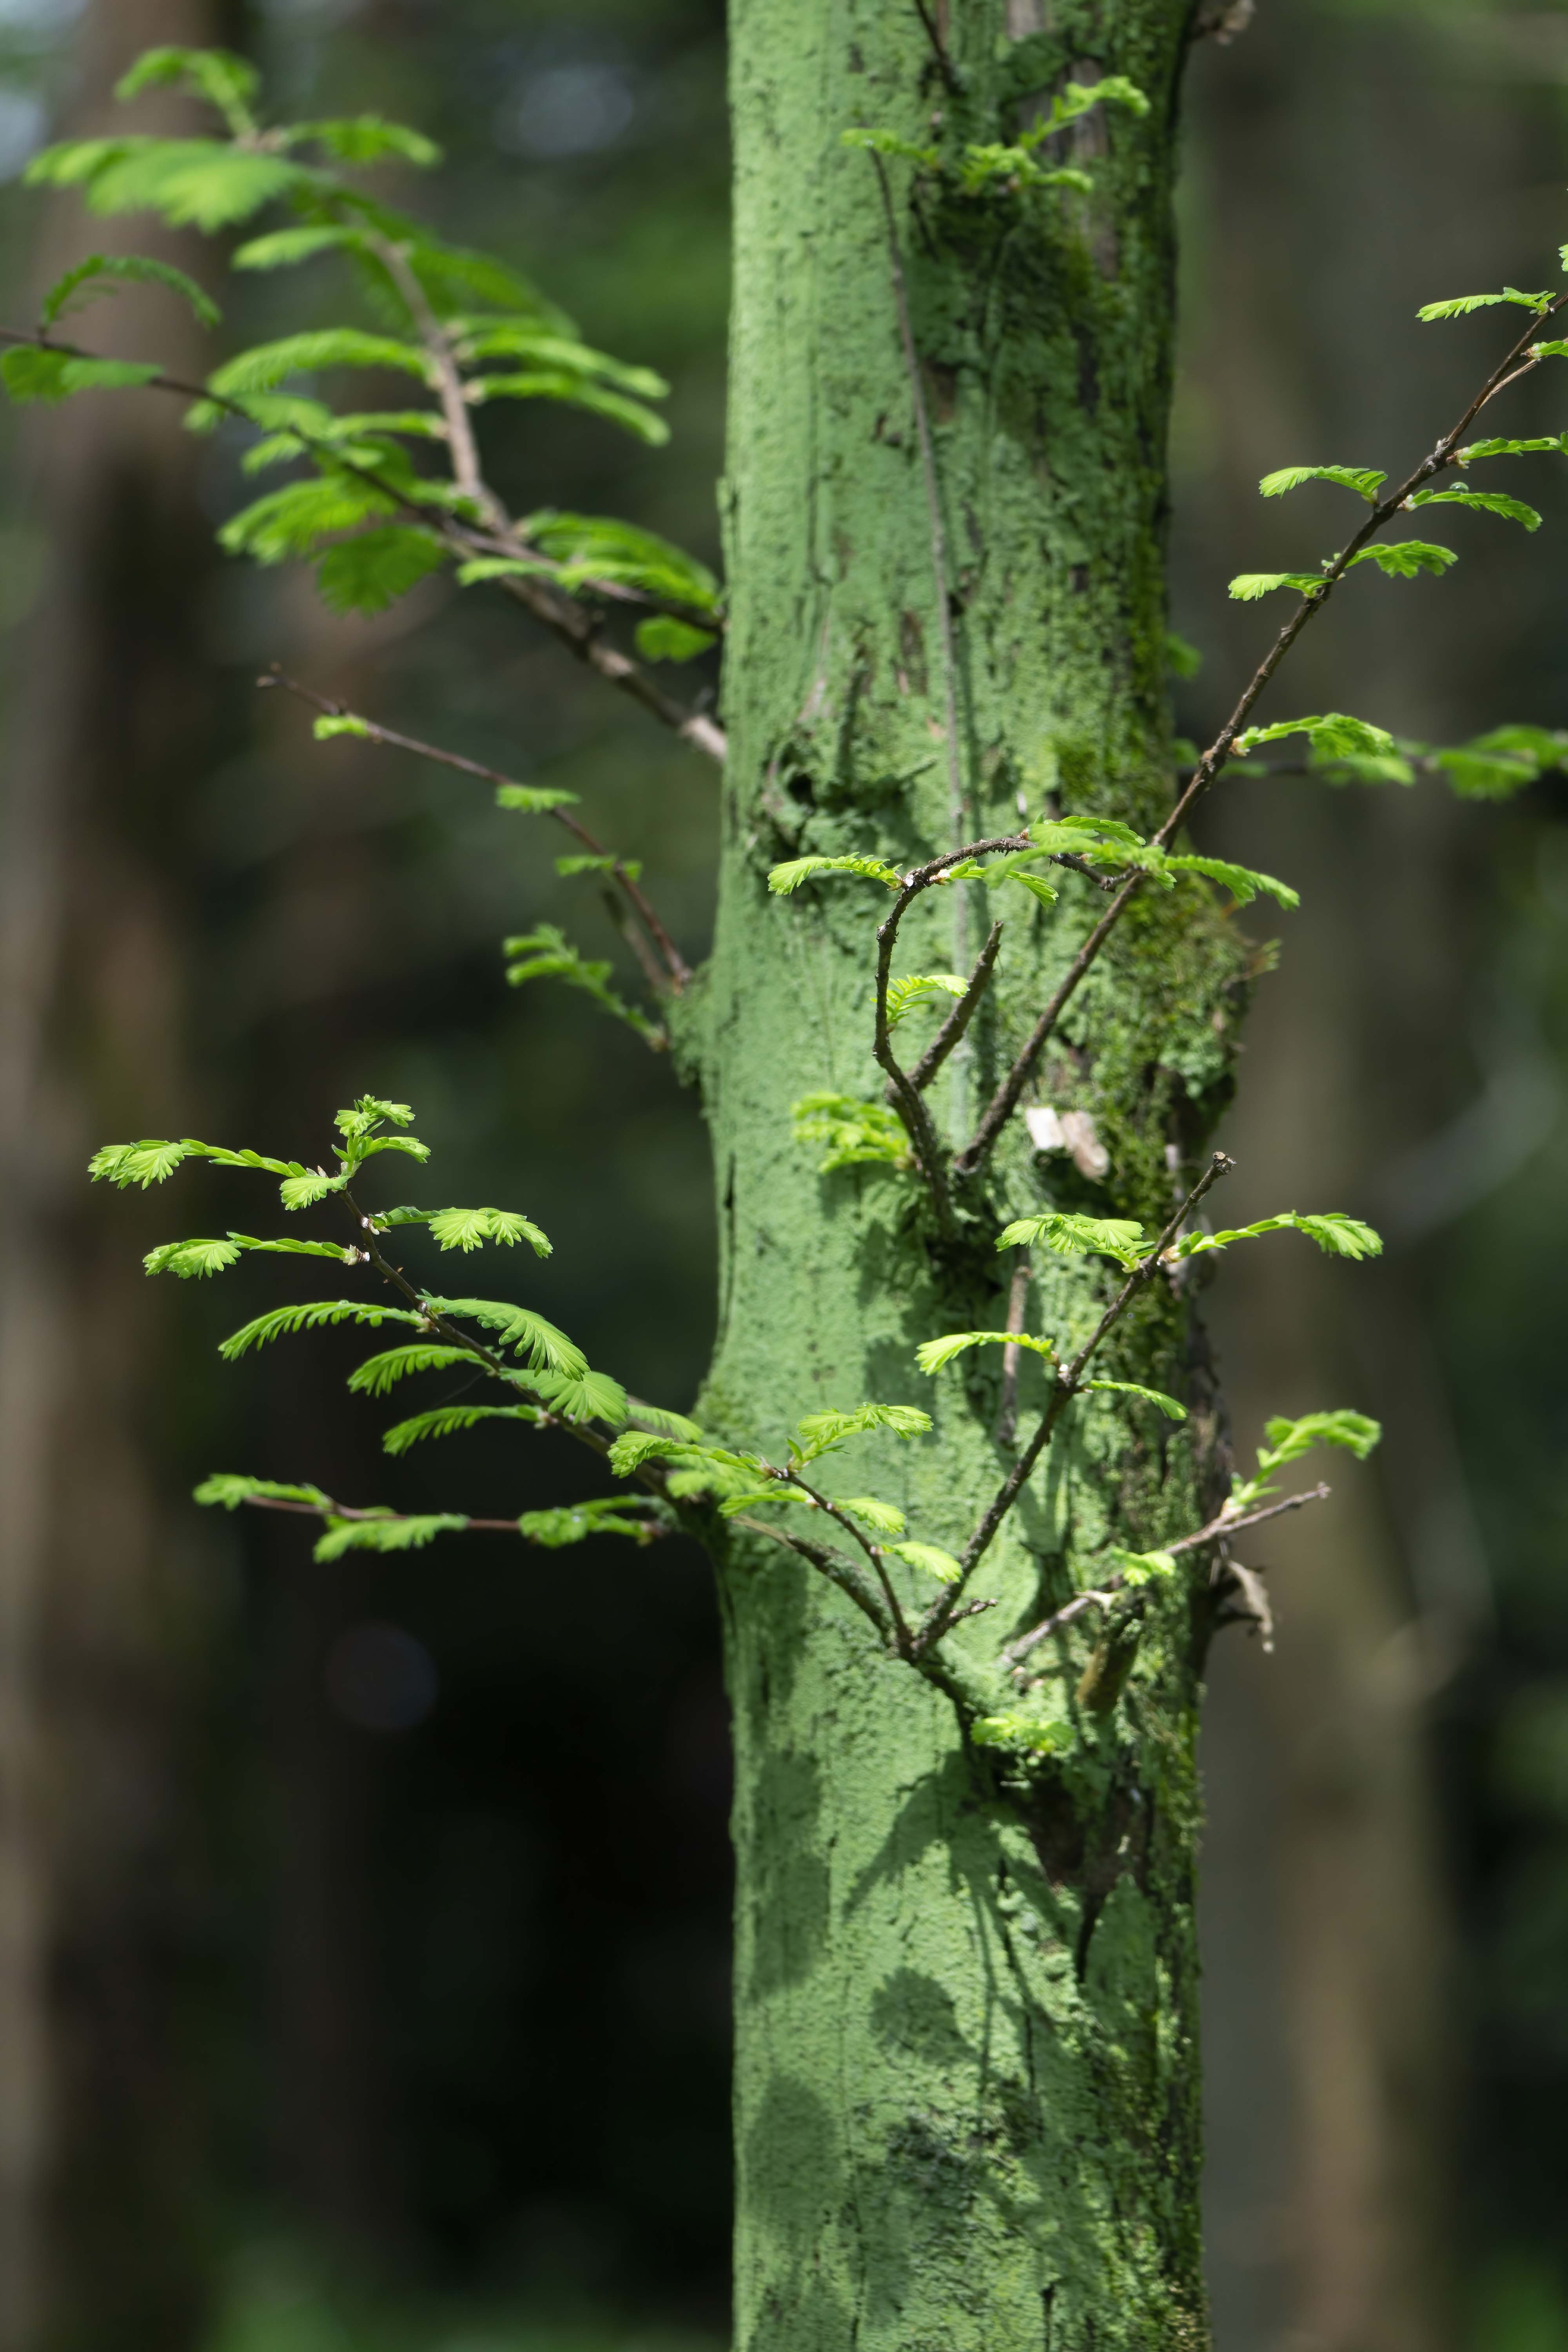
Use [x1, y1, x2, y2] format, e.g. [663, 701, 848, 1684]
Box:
[700, 4, 1242, 2343]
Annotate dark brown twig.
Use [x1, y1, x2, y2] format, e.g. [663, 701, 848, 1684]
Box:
[906, 918, 1002, 1094]
[999, 1481, 1330, 1670]
[261, 667, 691, 989]
[915, 1152, 1232, 1648]
[951, 292, 1568, 1180]
[1166, 1480, 1330, 1555]
[910, 0, 962, 92]
[217, 1489, 660, 1543]
[871, 838, 1028, 1230]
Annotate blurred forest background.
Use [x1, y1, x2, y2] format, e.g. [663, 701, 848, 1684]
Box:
[0, 0, 1564, 2348]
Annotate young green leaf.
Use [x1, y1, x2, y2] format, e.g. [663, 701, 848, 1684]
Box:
[790, 1094, 909, 1175]
[283, 116, 442, 168]
[915, 1330, 1058, 1376]
[1258, 1406, 1381, 1470]
[1258, 464, 1386, 502]
[1165, 631, 1203, 679]
[220, 1300, 426, 1361]
[194, 1473, 330, 1510]
[27, 139, 312, 230]
[768, 854, 903, 895]
[316, 526, 448, 615]
[555, 853, 641, 881]
[883, 1539, 962, 1585]
[634, 617, 716, 663]
[503, 924, 664, 1049]
[419, 1297, 585, 1377]
[1456, 435, 1568, 462]
[1345, 541, 1457, 580]
[1, 348, 163, 403]
[1227, 572, 1326, 601]
[793, 1403, 932, 1459]
[1083, 1379, 1185, 1421]
[495, 781, 580, 814]
[207, 331, 433, 401]
[423, 1206, 552, 1258]
[226, 1233, 360, 1265]
[1417, 289, 1552, 321]
[970, 1713, 1073, 1756]
[313, 1511, 469, 1562]
[622, 1402, 705, 1444]
[381, 1403, 541, 1455]
[1158, 855, 1299, 911]
[995, 1211, 1147, 1267]
[885, 972, 967, 1027]
[1105, 1546, 1178, 1584]
[526, 1368, 630, 1426]
[1406, 486, 1541, 530]
[1233, 712, 1395, 761]
[40, 250, 219, 332]
[836, 1495, 907, 1537]
[517, 1499, 657, 1547]
[1176, 1211, 1382, 1263]
[143, 1237, 243, 1279]
[348, 1343, 493, 1398]
[115, 44, 260, 131]
[89, 1138, 191, 1188]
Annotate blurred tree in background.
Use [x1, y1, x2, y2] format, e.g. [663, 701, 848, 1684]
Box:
[0, 1, 1563, 2349]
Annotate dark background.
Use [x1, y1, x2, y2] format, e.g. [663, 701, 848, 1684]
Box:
[0, 2, 1564, 2348]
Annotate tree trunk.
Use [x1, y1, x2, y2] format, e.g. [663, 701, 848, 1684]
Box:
[706, 5, 1234, 2344]
[0, 2, 228, 2341]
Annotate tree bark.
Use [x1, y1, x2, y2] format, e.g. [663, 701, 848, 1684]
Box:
[705, 5, 1234, 2343]
[0, 2, 227, 2341]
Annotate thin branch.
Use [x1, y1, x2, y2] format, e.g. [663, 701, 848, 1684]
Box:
[869, 836, 1027, 1227]
[951, 291, 1568, 1180]
[953, 875, 1140, 1179]
[995, 1252, 1031, 1448]
[731, 1515, 894, 1643]
[906, 917, 1002, 1094]
[788, 1474, 914, 1650]
[999, 1482, 1332, 1671]
[1166, 1480, 1330, 1555]
[910, 0, 962, 93]
[220, 1489, 661, 1542]
[915, 1152, 1232, 1647]
[260, 667, 691, 989]
[0, 324, 728, 766]
[1003, 1581, 1124, 1666]
[869, 152, 967, 862]
[341, 1187, 630, 1478]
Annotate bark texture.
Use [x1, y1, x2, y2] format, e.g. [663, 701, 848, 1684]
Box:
[699, 4, 1242, 2345]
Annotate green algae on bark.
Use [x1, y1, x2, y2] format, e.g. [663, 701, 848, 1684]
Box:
[702, 3, 1240, 2344]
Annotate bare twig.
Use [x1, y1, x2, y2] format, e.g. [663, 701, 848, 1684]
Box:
[915, 1152, 1232, 1648]
[951, 291, 1568, 1180]
[1166, 1480, 1330, 1555]
[730, 1515, 894, 1644]
[260, 667, 691, 989]
[218, 1488, 661, 1543]
[906, 918, 1002, 1094]
[910, 0, 962, 92]
[786, 1474, 914, 1651]
[953, 875, 1140, 1179]
[999, 1481, 1329, 1670]
[869, 837, 1027, 1227]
